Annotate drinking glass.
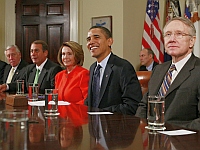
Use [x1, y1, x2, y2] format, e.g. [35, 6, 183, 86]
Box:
[28, 83, 39, 101]
[145, 95, 166, 131]
[44, 89, 59, 116]
[16, 80, 24, 95]
[0, 109, 29, 149]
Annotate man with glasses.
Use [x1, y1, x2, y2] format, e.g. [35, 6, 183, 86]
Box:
[136, 17, 200, 131]
[2, 45, 29, 84]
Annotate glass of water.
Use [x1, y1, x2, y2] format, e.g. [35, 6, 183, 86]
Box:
[0, 109, 29, 149]
[44, 89, 59, 116]
[145, 95, 166, 131]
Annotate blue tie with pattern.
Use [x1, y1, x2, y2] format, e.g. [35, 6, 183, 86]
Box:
[92, 65, 102, 107]
[158, 64, 176, 96]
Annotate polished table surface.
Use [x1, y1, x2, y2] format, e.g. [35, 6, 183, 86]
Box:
[1, 93, 200, 150]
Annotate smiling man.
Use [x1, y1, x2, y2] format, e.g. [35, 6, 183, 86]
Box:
[136, 17, 200, 131]
[0, 40, 62, 94]
[84, 26, 142, 115]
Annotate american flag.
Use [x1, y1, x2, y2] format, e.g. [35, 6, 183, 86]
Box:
[185, 0, 200, 57]
[142, 0, 164, 63]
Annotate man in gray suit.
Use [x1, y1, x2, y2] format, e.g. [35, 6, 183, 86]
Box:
[2, 45, 29, 84]
[85, 26, 142, 115]
[136, 17, 200, 131]
[0, 40, 62, 94]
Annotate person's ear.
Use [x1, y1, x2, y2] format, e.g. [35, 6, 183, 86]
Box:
[107, 38, 113, 47]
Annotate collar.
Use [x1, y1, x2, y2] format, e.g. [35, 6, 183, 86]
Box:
[172, 53, 192, 73]
[36, 58, 48, 72]
[96, 53, 111, 69]
[146, 61, 154, 71]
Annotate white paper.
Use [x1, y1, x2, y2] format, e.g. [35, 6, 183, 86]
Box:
[87, 112, 113, 115]
[28, 100, 70, 106]
[158, 129, 196, 136]
[28, 101, 45, 106]
[58, 101, 70, 105]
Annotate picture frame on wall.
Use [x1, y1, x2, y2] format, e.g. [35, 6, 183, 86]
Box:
[91, 16, 112, 33]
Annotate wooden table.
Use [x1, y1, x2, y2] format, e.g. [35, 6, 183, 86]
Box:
[0, 94, 200, 150]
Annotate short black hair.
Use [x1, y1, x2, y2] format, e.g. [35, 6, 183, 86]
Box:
[89, 26, 112, 39]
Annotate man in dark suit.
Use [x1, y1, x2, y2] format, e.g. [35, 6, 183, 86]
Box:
[0, 60, 7, 84]
[0, 40, 62, 94]
[2, 45, 29, 84]
[136, 17, 200, 131]
[85, 26, 142, 115]
[139, 48, 158, 71]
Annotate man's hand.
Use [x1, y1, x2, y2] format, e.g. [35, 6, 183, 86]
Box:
[0, 84, 7, 92]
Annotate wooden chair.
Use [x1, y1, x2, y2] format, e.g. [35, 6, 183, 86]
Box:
[136, 71, 152, 95]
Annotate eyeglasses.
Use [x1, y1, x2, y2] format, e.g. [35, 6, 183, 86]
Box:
[163, 32, 192, 39]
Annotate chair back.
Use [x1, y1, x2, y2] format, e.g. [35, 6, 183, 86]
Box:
[136, 71, 152, 95]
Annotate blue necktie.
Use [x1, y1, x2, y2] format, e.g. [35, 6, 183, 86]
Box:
[92, 65, 102, 107]
[158, 64, 176, 96]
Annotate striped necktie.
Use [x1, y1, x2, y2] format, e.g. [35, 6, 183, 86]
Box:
[92, 65, 102, 107]
[34, 69, 40, 84]
[158, 64, 176, 96]
[6, 67, 15, 83]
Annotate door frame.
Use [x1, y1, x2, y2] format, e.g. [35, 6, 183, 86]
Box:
[4, 0, 78, 57]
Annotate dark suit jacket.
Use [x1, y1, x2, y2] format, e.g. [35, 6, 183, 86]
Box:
[136, 53, 200, 131]
[0, 60, 7, 84]
[3, 59, 29, 84]
[85, 53, 142, 115]
[139, 61, 159, 71]
[8, 59, 62, 94]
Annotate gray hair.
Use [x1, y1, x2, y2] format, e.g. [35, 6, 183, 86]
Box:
[163, 17, 196, 36]
[5, 45, 21, 53]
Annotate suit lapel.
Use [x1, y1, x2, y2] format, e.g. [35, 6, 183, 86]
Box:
[12, 68, 20, 81]
[97, 55, 114, 106]
[149, 62, 171, 95]
[165, 55, 196, 97]
[4, 66, 11, 83]
[28, 67, 36, 83]
[38, 67, 47, 84]
[99, 63, 112, 104]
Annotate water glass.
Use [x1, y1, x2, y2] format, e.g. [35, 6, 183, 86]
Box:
[28, 83, 39, 101]
[145, 95, 166, 131]
[16, 80, 25, 95]
[0, 109, 29, 149]
[44, 89, 59, 116]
